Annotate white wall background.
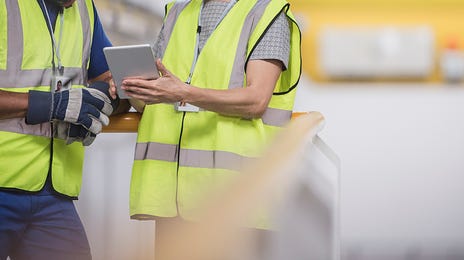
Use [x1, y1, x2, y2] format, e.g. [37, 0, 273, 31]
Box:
[295, 76, 464, 259]
[76, 133, 154, 260]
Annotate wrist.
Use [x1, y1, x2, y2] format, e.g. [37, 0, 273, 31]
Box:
[25, 90, 52, 124]
[181, 82, 194, 104]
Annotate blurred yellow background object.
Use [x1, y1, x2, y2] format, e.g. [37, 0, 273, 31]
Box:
[289, 0, 464, 83]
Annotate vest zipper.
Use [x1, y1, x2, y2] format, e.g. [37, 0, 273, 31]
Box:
[175, 111, 187, 215]
[47, 122, 56, 193]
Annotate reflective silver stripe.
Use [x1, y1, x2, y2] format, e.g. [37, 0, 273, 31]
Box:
[229, 0, 271, 89]
[3, 0, 22, 75]
[179, 149, 254, 171]
[159, 1, 191, 59]
[134, 142, 255, 172]
[261, 107, 292, 127]
[78, 0, 91, 80]
[228, 0, 293, 128]
[0, 68, 85, 88]
[0, 1, 52, 137]
[0, 118, 51, 137]
[134, 142, 178, 162]
[65, 89, 82, 121]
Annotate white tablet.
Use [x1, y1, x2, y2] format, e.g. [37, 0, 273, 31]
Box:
[103, 44, 159, 99]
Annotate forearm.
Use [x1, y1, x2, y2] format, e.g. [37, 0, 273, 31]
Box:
[0, 90, 29, 120]
[122, 60, 281, 118]
[184, 86, 269, 118]
[88, 70, 111, 84]
[184, 60, 282, 118]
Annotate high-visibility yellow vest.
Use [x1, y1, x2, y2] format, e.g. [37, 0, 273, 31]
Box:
[0, 0, 95, 197]
[130, 0, 301, 226]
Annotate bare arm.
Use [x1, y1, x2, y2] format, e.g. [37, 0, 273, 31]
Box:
[122, 59, 282, 118]
[88, 70, 112, 84]
[0, 90, 29, 120]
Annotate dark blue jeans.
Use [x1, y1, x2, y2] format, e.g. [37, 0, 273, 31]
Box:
[0, 186, 91, 260]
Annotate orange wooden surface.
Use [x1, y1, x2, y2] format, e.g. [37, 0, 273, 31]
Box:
[102, 112, 141, 133]
[104, 111, 309, 133]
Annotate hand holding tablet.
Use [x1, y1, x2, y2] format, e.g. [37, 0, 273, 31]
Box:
[103, 44, 159, 99]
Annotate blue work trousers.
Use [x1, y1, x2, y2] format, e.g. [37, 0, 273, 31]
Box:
[0, 188, 91, 260]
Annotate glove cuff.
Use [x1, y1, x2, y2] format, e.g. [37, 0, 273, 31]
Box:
[26, 90, 52, 125]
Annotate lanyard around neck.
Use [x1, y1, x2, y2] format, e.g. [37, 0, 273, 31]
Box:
[186, 0, 237, 84]
[41, 0, 65, 75]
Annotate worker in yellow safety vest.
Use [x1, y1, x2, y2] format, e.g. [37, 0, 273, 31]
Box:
[0, 0, 124, 259]
[118, 0, 301, 234]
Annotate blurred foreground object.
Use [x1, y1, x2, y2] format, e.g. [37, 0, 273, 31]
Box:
[153, 112, 340, 260]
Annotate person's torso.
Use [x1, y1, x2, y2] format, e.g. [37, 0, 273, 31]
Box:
[0, 0, 94, 197]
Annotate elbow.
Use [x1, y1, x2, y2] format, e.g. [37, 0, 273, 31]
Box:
[247, 103, 268, 119]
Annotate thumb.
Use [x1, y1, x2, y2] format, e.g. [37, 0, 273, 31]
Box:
[156, 59, 171, 77]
